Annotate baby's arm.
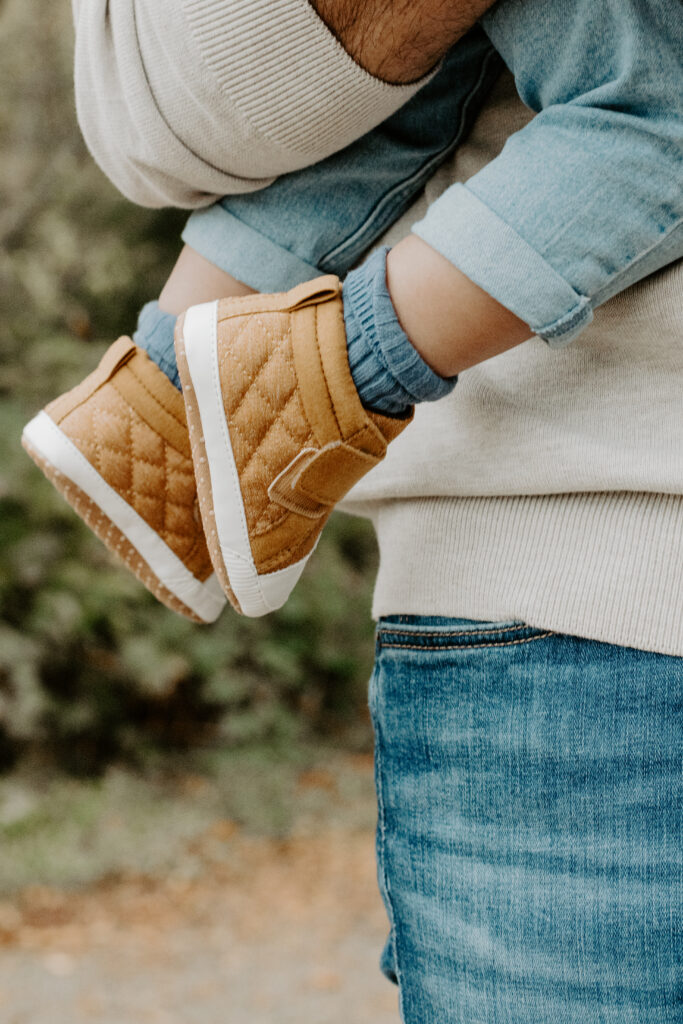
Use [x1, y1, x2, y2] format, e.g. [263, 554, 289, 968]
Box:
[407, 0, 683, 356]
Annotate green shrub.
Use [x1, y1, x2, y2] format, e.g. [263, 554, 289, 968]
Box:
[0, 0, 378, 774]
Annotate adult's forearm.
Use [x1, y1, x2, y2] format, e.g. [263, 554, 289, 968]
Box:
[310, 0, 500, 82]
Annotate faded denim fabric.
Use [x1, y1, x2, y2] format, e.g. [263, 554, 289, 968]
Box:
[415, 0, 683, 345]
[182, 31, 500, 289]
[182, 0, 682, 346]
[371, 617, 683, 1023]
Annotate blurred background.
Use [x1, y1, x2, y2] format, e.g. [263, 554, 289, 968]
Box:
[0, 2, 396, 1019]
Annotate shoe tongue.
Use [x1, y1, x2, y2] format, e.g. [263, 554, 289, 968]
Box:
[100, 336, 137, 380]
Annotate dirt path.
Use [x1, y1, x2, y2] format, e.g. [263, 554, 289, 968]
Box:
[0, 763, 399, 1023]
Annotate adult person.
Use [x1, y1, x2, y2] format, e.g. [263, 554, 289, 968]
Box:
[24, 0, 683, 1018]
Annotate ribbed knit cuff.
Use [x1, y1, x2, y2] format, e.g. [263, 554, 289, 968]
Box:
[182, 0, 431, 160]
[366, 493, 683, 657]
[343, 248, 457, 416]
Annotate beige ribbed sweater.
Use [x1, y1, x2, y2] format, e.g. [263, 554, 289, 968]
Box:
[342, 73, 683, 656]
[71, 5, 682, 655]
[71, 0, 424, 207]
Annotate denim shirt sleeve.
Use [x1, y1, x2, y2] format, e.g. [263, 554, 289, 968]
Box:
[413, 0, 683, 346]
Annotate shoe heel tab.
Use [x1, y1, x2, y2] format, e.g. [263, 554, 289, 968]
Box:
[285, 275, 341, 312]
[98, 336, 137, 380]
[45, 337, 136, 424]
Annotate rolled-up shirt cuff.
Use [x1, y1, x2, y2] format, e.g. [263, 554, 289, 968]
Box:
[182, 204, 321, 292]
[412, 183, 594, 347]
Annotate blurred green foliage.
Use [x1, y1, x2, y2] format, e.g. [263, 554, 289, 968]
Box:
[0, 0, 377, 774]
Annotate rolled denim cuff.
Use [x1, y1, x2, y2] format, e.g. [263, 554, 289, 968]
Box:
[182, 204, 320, 293]
[412, 183, 594, 347]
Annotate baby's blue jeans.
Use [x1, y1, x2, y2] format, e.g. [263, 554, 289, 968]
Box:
[183, 0, 682, 346]
[373, 618, 683, 1023]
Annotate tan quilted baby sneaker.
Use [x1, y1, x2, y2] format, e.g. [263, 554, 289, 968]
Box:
[175, 276, 412, 617]
[22, 338, 226, 623]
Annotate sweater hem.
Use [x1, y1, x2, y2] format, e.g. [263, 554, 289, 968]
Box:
[363, 492, 683, 657]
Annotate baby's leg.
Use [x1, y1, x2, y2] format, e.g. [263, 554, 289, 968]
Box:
[159, 249, 256, 316]
[135, 33, 501, 388]
[136, 0, 505, 370]
[133, 251, 255, 390]
[146, 0, 683, 415]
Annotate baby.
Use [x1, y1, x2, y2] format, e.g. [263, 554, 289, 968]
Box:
[22, 0, 683, 621]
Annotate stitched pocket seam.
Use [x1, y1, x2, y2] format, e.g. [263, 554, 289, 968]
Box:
[381, 631, 554, 652]
[379, 623, 526, 640]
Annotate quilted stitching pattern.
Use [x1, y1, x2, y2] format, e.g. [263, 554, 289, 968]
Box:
[23, 440, 206, 622]
[60, 381, 212, 579]
[217, 311, 315, 536]
[177, 278, 413, 610]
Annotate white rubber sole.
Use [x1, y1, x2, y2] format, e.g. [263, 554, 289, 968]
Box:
[180, 301, 310, 617]
[22, 411, 226, 623]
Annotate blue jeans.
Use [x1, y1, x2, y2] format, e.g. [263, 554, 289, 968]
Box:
[372, 617, 683, 1023]
[183, 0, 683, 345]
